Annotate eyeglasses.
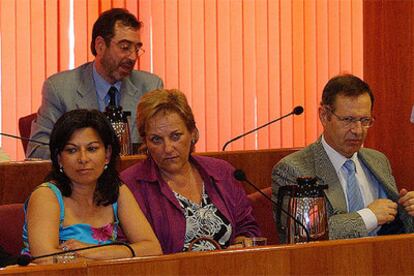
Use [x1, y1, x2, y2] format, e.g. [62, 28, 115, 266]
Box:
[112, 40, 145, 57]
[327, 108, 375, 128]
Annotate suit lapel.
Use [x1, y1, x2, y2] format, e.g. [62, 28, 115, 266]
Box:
[120, 77, 139, 112]
[312, 140, 348, 213]
[358, 151, 398, 200]
[76, 63, 99, 109]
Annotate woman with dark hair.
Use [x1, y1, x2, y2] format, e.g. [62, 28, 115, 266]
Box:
[121, 89, 260, 254]
[22, 109, 161, 262]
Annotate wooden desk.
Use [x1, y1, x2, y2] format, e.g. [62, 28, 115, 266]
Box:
[2, 234, 414, 275]
[0, 148, 298, 205]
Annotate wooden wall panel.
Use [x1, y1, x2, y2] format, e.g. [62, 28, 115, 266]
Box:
[363, 0, 414, 191]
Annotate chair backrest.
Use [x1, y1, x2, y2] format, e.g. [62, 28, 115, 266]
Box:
[0, 203, 24, 255]
[18, 113, 37, 153]
[247, 187, 279, 245]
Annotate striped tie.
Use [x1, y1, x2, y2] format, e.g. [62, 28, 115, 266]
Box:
[343, 159, 364, 212]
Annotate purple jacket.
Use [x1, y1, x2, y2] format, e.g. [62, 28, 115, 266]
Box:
[120, 155, 260, 254]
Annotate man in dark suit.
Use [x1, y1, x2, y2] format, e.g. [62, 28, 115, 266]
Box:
[27, 8, 163, 159]
[272, 74, 414, 243]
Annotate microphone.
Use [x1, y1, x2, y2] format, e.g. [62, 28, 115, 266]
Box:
[222, 106, 304, 151]
[233, 169, 310, 243]
[0, 255, 22, 268]
[16, 241, 135, 266]
[0, 132, 49, 146]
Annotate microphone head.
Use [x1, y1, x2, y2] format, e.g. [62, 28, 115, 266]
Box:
[293, 106, 304, 115]
[233, 169, 246, 181]
[17, 255, 32, 266]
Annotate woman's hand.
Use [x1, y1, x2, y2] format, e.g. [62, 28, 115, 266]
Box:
[59, 239, 98, 259]
[227, 236, 249, 249]
[59, 239, 94, 251]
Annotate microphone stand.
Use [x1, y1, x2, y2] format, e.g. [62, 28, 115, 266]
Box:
[233, 169, 310, 243]
[17, 241, 135, 266]
[222, 106, 303, 151]
[0, 132, 48, 146]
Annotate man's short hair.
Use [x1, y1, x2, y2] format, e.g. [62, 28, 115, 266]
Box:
[321, 74, 374, 111]
[90, 8, 142, 56]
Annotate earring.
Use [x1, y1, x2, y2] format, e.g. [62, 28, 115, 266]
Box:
[104, 164, 108, 170]
[59, 166, 64, 173]
[191, 139, 195, 145]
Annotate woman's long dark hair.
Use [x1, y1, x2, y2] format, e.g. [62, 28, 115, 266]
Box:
[46, 109, 121, 206]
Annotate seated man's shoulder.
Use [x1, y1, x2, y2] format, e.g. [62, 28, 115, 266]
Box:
[277, 143, 315, 166]
[46, 62, 91, 86]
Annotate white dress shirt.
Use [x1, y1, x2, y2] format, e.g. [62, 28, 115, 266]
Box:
[321, 135, 379, 232]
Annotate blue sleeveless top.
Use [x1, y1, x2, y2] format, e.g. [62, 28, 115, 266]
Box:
[22, 182, 122, 255]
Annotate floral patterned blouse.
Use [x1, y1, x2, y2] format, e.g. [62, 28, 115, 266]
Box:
[174, 185, 232, 251]
[22, 182, 123, 255]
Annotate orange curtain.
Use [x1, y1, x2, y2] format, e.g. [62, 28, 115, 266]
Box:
[0, 0, 363, 160]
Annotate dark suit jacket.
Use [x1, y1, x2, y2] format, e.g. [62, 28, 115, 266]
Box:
[27, 62, 163, 159]
[272, 137, 414, 243]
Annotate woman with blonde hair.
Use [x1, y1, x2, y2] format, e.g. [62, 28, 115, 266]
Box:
[121, 89, 260, 254]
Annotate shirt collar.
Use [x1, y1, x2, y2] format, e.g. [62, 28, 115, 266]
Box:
[92, 62, 122, 102]
[321, 135, 358, 174]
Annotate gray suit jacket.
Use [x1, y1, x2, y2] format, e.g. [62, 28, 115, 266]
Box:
[27, 62, 163, 159]
[272, 137, 414, 243]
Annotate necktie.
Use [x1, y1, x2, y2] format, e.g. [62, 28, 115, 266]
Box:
[107, 86, 118, 107]
[343, 159, 364, 212]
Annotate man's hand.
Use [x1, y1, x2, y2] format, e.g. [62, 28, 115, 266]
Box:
[367, 199, 398, 225]
[398, 188, 414, 216]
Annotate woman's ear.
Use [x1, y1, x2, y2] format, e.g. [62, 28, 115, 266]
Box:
[191, 128, 199, 144]
[57, 153, 62, 167]
[105, 145, 112, 164]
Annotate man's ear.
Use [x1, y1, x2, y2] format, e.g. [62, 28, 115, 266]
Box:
[95, 36, 107, 56]
[319, 106, 329, 127]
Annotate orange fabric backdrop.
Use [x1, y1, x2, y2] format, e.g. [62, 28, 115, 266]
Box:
[0, 0, 363, 160]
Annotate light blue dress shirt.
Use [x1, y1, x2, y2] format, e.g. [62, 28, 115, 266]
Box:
[92, 63, 122, 112]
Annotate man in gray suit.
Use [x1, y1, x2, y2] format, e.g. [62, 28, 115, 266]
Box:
[27, 8, 163, 159]
[272, 74, 414, 243]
